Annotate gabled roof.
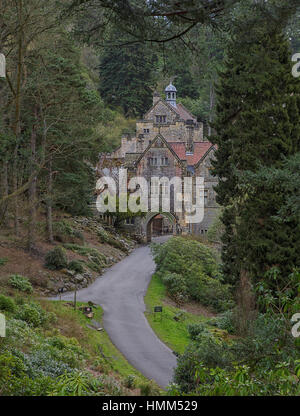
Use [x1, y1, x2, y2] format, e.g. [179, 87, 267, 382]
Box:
[143, 96, 197, 123]
[143, 98, 179, 120]
[134, 134, 184, 167]
[173, 103, 197, 122]
[169, 141, 215, 166]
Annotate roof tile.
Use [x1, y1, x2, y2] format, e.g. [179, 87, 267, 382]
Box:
[169, 141, 213, 165]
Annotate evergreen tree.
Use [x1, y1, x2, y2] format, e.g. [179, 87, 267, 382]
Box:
[99, 32, 158, 117]
[211, 22, 300, 290]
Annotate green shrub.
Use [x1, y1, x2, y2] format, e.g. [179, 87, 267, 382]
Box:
[174, 333, 232, 393]
[45, 246, 68, 270]
[152, 238, 232, 312]
[212, 310, 235, 334]
[187, 323, 208, 340]
[161, 272, 188, 304]
[0, 294, 16, 313]
[63, 244, 106, 272]
[175, 313, 300, 394]
[15, 302, 55, 328]
[9, 275, 33, 293]
[16, 304, 43, 327]
[68, 260, 84, 273]
[52, 220, 84, 243]
[49, 371, 94, 396]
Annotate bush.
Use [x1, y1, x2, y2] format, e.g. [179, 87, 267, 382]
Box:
[25, 349, 73, 379]
[53, 220, 84, 243]
[212, 310, 235, 334]
[15, 302, 55, 328]
[174, 313, 300, 394]
[68, 260, 84, 273]
[152, 238, 232, 312]
[187, 323, 209, 340]
[0, 294, 16, 313]
[161, 273, 188, 304]
[174, 333, 232, 393]
[9, 275, 33, 293]
[45, 247, 68, 270]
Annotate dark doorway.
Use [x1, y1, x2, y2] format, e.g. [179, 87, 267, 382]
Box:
[146, 213, 174, 242]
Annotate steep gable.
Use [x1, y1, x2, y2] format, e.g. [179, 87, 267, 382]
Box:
[173, 103, 197, 122]
[134, 134, 184, 167]
[143, 99, 179, 124]
[169, 142, 215, 166]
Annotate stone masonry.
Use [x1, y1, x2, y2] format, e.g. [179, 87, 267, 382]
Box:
[98, 83, 219, 239]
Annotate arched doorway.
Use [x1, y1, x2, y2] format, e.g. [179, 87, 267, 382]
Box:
[145, 212, 177, 243]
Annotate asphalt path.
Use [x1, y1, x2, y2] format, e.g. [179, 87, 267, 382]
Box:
[54, 236, 177, 388]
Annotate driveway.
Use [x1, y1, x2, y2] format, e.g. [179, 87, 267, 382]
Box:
[55, 236, 177, 388]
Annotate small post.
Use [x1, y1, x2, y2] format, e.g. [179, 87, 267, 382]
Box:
[74, 285, 77, 310]
[58, 287, 63, 301]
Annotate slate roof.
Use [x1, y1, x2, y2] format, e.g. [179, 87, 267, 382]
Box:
[173, 103, 197, 122]
[165, 83, 177, 92]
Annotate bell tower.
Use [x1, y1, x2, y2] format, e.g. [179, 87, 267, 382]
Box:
[165, 82, 177, 107]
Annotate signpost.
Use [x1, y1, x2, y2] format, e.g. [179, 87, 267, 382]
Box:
[58, 287, 64, 301]
[154, 306, 163, 321]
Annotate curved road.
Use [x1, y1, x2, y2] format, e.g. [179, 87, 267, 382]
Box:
[56, 236, 177, 388]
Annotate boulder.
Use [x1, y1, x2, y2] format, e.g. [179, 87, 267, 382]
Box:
[74, 274, 84, 283]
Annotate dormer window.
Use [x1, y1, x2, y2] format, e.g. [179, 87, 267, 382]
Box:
[155, 115, 166, 124]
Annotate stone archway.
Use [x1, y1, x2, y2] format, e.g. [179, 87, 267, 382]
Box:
[145, 212, 177, 243]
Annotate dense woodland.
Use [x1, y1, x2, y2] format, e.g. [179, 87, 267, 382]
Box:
[0, 0, 300, 396]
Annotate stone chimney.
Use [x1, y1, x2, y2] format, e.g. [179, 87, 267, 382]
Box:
[153, 91, 161, 106]
[186, 119, 194, 153]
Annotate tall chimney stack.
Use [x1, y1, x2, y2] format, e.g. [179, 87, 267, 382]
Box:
[186, 120, 194, 153]
[153, 91, 160, 106]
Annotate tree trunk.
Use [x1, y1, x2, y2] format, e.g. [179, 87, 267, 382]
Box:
[0, 161, 9, 226]
[12, 143, 20, 236]
[27, 107, 38, 251]
[208, 81, 215, 137]
[12, 1, 24, 237]
[46, 159, 54, 243]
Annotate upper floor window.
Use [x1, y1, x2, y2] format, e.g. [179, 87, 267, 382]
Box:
[144, 128, 150, 134]
[149, 157, 158, 166]
[204, 189, 209, 201]
[155, 115, 166, 124]
[148, 157, 169, 167]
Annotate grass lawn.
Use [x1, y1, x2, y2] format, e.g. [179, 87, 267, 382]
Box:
[144, 273, 210, 354]
[46, 300, 148, 384]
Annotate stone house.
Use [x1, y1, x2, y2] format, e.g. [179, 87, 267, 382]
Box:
[98, 83, 219, 241]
